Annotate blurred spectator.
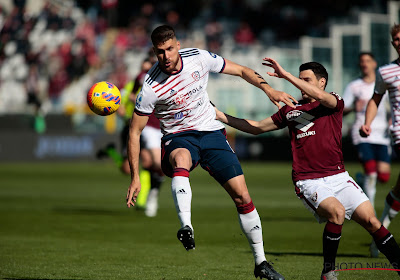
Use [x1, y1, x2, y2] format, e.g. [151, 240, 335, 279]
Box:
[234, 21, 256, 51]
[205, 18, 223, 54]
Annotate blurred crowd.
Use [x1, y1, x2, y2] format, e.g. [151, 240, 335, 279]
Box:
[0, 0, 386, 117]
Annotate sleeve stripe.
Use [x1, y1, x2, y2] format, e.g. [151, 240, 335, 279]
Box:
[219, 58, 226, 73]
[134, 109, 152, 116]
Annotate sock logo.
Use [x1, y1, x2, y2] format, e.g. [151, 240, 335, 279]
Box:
[382, 234, 393, 245]
[177, 189, 187, 194]
[250, 225, 260, 232]
[326, 236, 341, 241]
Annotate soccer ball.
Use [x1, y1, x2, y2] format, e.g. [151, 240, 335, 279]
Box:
[87, 81, 121, 116]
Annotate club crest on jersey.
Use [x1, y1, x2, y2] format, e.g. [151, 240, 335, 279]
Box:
[311, 192, 318, 202]
[192, 71, 200, 81]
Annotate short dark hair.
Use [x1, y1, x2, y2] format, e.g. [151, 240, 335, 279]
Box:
[391, 23, 400, 39]
[299, 62, 328, 89]
[359, 52, 375, 60]
[151, 25, 176, 46]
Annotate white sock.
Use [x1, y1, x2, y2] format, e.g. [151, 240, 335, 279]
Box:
[238, 208, 266, 265]
[364, 173, 377, 207]
[381, 191, 400, 229]
[171, 176, 193, 230]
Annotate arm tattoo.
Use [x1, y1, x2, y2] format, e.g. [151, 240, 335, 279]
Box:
[254, 72, 268, 85]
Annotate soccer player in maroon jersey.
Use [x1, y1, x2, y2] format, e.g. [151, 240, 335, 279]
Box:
[215, 58, 400, 280]
[360, 24, 400, 254]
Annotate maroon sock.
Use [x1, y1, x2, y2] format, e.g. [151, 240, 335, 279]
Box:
[322, 222, 342, 273]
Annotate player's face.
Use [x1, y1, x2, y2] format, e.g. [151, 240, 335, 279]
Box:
[299, 69, 324, 101]
[392, 32, 400, 56]
[153, 38, 181, 73]
[359, 54, 376, 76]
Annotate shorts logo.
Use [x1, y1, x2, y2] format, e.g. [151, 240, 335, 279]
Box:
[174, 112, 184, 120]
[192, 71, 200, 81]
[311, 192, 318, 202]
[165, 140, 172, 146]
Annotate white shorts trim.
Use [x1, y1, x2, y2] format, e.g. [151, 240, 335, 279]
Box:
[141, 126, 162, 149]
[295, 171, 369, 223]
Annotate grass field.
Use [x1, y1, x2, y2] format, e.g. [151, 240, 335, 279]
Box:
[1, 161, 400, 280]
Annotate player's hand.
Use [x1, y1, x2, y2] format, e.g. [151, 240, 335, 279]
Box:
[126, 180, 141, 208]
[359, 124, 371, 138]
[262, 57, 289, 79]
[268, 89, 298, 109]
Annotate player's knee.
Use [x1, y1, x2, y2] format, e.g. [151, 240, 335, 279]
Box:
[328, 206, 345, 224]
[378, 172, 390, 183]
[364, 216, 381, 233]
[234, 192, 251, 206]
[170, 149, 191, 169]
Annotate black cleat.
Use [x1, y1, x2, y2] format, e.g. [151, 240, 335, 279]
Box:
[177, 225, 195, 251]
[96, 143, 115, 159]
[254, 261, 285, 280]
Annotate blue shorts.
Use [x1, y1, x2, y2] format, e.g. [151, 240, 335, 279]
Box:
[356, 143, 391, 163]
[161, 129, 243, 185]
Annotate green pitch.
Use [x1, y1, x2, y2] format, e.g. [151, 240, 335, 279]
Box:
[1, 161, 399, 280]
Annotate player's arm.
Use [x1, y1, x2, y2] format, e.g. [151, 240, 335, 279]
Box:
[215, 106, 278, 135]
[126, 112, 149, 207]
[342, 84, 355, 116]
[359, 93, 383, 137]
[221, 59, 297, 109]
[263, 57, 338, 109]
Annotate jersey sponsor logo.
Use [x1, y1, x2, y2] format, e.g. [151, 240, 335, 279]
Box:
[296, 130, 315, 139]
[135, 93, 143, 108]
[174, 112, 184, 120]
[174, 93, 187, 105]
[292, 111, 315, 132]
[208, 51, 217, 58]
[192, 71, 200, 81]
[187, 85, 203, 97]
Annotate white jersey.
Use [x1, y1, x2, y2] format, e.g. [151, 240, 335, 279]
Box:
[343, 78, 390, 145]
[375, 59, 400, 144]
[135, 48, 225, 135]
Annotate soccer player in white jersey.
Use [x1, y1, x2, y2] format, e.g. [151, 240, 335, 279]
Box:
[360, 23, 400, 255]
[125, 25, 297, 280]
[343, 52, 391, 208]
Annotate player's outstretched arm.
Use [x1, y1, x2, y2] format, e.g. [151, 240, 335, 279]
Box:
[263, 57, 338, 109]
[221, 59, 297, 109]
[359, 93, 382, 137]
[126, 112, 149, 208]
[215, 106, 278, 135]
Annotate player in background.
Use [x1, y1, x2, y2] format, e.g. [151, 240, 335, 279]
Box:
[98, 57, 164, 217]
[343, 52, 391, 209]
[360, 23, 400, 253]
[214, 59, 400, 280]
[126, 25, 297, 280]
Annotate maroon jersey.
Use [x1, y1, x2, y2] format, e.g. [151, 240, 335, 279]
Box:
[271, 92, 345, 182]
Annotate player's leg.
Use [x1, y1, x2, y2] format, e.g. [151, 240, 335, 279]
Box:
[316, 197, 345, 276]
[145, 147, 164, 217]
[200, 130, 284, 279]
[296, 175, 348, 278]
[352, 200, 400, 274]
[357, 143, 378, 207]
[380, 144, 400, 229]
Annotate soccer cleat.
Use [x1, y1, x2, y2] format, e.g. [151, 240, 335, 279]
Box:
[145, 188, 159, 217]
[370, 240, 380, 258]
[177, 225, 195, 251]
[254, 261, 285, 280]
[321, 270, 338, 280]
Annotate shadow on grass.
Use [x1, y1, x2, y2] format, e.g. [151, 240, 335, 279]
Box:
[261, 216, 315, 222]
[265, 251, 366, 258]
